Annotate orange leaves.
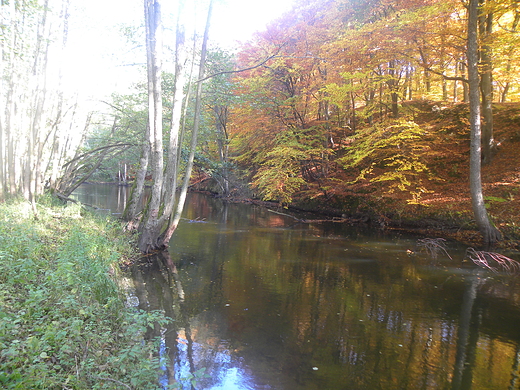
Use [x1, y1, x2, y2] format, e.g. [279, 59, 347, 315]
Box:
[226, 0, 520, 206]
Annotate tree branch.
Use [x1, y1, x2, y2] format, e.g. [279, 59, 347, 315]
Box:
[398, 48, 469, 83]
[196, 44, 286, 83]
[62, 143, 136, 168]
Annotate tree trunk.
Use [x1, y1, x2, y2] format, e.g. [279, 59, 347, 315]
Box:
[158, 0, 214, 248]
[467, 0, 502, 245]
[479, 2, 495, 164]
[214, 105, 230, 195]
[122, 130, 150, 224]
[453, 62, 460, 102]
[138, 0, 164, 253]
[461, 62, 469, 102]
[387, 60, 399, 118]
[157, 3, 188, 228]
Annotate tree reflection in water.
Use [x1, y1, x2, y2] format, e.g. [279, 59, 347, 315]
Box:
[74, 185, 520, 389]
[131, 252, 260, 389]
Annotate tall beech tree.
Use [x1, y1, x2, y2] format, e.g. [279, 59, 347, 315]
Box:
[467, 0, 502, 244]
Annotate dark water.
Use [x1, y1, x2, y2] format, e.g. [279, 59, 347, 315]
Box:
[73, 184, 520, 390]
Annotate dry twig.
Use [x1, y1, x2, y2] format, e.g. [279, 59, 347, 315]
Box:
[466, 248, 520, 275]
[417, 238, 452, 259]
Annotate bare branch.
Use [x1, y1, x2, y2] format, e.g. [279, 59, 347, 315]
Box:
[62, 143, 135, 168]
[196, 43, 287, 83]
[417, 238, 452, 259]
[466, 248, 520, 275]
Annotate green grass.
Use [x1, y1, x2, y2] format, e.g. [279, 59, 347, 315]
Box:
[0, 196, 170, 389]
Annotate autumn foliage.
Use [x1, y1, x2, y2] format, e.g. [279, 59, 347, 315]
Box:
[222, 0, 520, 231]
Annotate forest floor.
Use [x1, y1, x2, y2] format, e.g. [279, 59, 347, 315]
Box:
[333, 101, 520, 250]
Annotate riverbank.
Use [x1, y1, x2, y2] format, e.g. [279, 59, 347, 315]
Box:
[0, 196, 168, 389]
[193, 102, 520, 251]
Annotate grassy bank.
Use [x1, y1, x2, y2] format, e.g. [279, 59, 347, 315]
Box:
[0, 197, 169, 389]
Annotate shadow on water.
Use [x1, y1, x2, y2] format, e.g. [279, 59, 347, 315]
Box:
[74, 185, 520, 389]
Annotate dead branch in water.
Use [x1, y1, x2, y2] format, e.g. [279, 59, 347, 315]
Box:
[417, 238, 453, 259]
[267, 209, 349, 223]
[466, 248, 520, 275]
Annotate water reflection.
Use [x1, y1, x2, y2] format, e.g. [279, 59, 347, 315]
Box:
[71, 183, 132, 215]
[73, 185, 520, 389]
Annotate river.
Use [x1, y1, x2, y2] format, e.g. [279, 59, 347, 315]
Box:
[72, 184, 520, 390]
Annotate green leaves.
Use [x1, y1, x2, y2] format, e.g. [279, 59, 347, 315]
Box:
[340, 120, 433, 201]
[0, 199, 169, 389]
[251, 127, 331, 205]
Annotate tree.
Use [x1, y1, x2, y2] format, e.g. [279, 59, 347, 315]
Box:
[0, 0, 89, 204]
[157, 0, 214, 248]
[479, 0, 496, 164]
[467, 0, 502, 245]
[137, 0, 165, 252]
[129, 0, 214, 253]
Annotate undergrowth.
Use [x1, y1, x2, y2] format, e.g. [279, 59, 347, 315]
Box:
[0, 196, 170, 389]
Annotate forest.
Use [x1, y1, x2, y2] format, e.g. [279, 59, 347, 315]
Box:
[3, 0, 520, 388]
[1, 0, 520, 251]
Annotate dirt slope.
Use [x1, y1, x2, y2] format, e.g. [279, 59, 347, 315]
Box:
[381, 101, 520, 247]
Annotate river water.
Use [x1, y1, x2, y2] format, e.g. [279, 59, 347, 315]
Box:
[73, 184, 520, 390]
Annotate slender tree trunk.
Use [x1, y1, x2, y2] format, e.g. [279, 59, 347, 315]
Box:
[405, 64, 413, 100]
[138, 0, 164, 253]
[158, 0, 214, 247]
[5, 69, 17, 194]
[387, 60, 399, 118]
[122, 129, 150, 224]
[467, 0, 502, 245]
[158, 1, 188, 227]
[440, 36, 448, 101]
[214, 105, 229, 195]
[479, 1, 495, 164]
[424, 69, 431, 93]
[461, 61, 469, 102]
[453, 62, 459, 102]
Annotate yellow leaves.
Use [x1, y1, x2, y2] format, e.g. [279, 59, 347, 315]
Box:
[252, 142, 307, 205]
[340, 119, 433, 201]
[250, 127, 330, 205]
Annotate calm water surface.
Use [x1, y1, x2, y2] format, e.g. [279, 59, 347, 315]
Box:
[73, 184, 520, 390]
